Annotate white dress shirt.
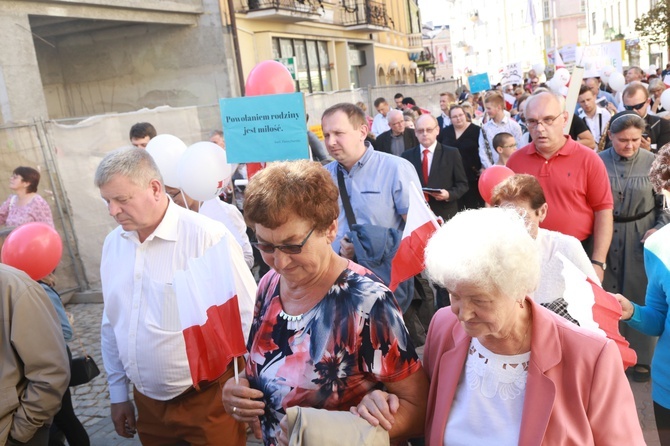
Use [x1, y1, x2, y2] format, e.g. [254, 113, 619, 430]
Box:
[477, 115, 524, 168]
[370, 113, 390, 137]
[578, 107, 611, 145]
[100, 200, 256, 403]
[199, 198, 254, 269]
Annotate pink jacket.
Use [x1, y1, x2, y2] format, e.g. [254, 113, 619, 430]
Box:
[423, 298, 644, 446]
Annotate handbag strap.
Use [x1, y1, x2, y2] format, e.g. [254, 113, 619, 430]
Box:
[336, 167, 357, 228]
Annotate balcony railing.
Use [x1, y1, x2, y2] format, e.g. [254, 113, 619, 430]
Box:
[241, 0, 321, 15]
[342, 1, 390, 29]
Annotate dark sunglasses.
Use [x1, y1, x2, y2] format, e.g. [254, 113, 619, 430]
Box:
[253, 228, 315, 254]
[624, 101, 646, 111]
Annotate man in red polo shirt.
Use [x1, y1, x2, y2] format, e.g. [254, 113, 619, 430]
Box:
[507, 91, 613, 282]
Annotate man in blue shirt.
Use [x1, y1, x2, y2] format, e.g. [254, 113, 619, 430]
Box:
[322, 103, 421, 256]
[322, 103, 429, 344]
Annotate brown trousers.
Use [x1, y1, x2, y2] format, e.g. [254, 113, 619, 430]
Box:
[133, 364, 246, 446]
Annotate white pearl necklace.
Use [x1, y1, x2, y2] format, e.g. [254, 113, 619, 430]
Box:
[279, 310, 303, 322]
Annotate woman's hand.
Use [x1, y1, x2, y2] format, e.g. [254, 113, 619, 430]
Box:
[221, 377, 265, 439]
[641, 228, 657, 243]
[612, 293, 635, 321]
[350, 389, 399, 431]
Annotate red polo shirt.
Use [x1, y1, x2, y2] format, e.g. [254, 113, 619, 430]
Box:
[507, 136, 613, 241]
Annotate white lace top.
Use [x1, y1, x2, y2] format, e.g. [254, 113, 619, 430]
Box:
[443, 338, 530, 446]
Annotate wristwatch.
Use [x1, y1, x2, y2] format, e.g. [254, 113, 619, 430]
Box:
[590, 259, 607, 270]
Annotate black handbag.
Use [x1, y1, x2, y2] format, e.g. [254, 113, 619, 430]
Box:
[69, 355, 100, 387]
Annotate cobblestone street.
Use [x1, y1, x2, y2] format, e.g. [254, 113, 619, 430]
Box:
[67, 302, 660, 445]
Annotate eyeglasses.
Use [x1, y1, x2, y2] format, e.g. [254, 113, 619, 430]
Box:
[526, 113, 563, 129]
[624, 101, 647, 111]
[253, 227, 315, 254]
[415, 126, 437, 134]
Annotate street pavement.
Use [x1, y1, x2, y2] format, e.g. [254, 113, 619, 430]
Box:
[67, 302, 660, 445]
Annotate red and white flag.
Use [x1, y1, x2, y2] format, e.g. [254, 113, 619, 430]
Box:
[558, 253, 636, 369]
[389, 183, 440, 291]
[174, 239, 249, 389]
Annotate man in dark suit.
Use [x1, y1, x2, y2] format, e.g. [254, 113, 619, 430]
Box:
[401, 114, 469, 223]
[373, 109, 418, 156]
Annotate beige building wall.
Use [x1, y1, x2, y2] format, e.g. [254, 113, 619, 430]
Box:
[229, 0, 423, 90]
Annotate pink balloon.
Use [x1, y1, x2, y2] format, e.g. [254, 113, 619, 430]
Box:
[245, 60, 295, 96]
[1, 222, 62, 280]
[478, 165, 515, 205]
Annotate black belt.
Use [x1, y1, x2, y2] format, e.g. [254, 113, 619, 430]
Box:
[613, 207, 654, 223]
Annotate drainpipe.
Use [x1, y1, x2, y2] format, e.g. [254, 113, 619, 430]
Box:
[226, 0, 246, 96]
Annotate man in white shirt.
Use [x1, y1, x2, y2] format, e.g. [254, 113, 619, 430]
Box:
[577, 85, 611, 146]
[370, 97, 391, 137]
[96, 148, 256, 445]
[478, 91, 524, 168]
[165, 185, 254, 268]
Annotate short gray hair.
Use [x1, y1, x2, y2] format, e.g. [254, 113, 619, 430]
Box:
[94, 147, 164, 189]
[425, 207, 540, 299]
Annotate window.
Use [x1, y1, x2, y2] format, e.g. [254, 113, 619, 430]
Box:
[592, 12, 597, 34]
[272, 37, 332, 93]
[543, 0, 550, 19]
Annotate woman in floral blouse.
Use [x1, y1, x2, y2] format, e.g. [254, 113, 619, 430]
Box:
[0, 166, 53, 228]
[221, 160, 427, 446]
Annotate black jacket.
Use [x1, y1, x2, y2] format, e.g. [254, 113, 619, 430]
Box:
[373, 128, 419, 156]
[401, 143, 469, 222]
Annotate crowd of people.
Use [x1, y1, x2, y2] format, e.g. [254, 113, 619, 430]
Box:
[6, 63, 670, 446]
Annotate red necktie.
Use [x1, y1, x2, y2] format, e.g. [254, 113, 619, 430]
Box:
[422, 149, 430, 183]
[423, 149, 430, 201]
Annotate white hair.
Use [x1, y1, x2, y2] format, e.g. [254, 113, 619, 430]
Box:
[425, 207, 540, 299]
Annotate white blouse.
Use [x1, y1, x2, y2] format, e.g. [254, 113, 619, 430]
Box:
[444, 338, 530, 446]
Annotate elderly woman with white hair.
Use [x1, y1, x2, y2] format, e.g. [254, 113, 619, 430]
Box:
[354, 207, 644, 445]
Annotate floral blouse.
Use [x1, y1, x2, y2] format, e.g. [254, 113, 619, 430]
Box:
[246, 260, 421, 446]
[0, 194, 54, 228]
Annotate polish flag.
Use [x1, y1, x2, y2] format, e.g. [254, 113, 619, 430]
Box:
[558, 253, 636, 369]
[174, 239, 249, 389]
[389, 183, 440, 291]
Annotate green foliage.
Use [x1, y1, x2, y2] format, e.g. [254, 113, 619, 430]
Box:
[634, 0, 670, 46]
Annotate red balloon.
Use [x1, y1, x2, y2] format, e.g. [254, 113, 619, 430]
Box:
[478, 165, 515, 205]
[245, 60, 295, 96]
[1, 222, 62, 281]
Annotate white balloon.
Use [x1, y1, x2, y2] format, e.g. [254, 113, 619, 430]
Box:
[532, 63, 545, 75]
[546, 77, 561, 93]
[648, 64, 658, 74]
[178, 142, 232, 202]
[600, 65, 615, 83]
[661, 89, 670, 112]
[146, 134, 188, 188]
[608, 72, 626, 92]
[554, 68, 571, 86]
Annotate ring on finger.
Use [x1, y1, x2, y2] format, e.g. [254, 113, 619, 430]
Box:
[232, 406, 237, 414]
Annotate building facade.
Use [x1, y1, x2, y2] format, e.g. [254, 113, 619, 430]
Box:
[443, 0, 545, 84]
[421, 24, 455, 81]
[585, 0, 667, 70]
[0, 0, 240, 122]
[229, 0, 423, 91]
